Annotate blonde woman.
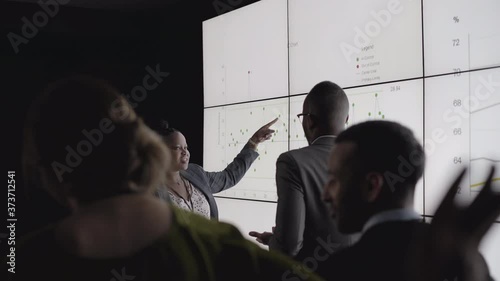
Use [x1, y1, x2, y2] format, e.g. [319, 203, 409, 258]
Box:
[11, 76, 322, 281]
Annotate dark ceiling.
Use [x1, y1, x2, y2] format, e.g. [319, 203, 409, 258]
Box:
[1, 0, 260, 235]
[6, 0, 182, 9]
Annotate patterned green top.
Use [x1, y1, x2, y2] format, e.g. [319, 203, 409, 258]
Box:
[5, 206, 324, 281]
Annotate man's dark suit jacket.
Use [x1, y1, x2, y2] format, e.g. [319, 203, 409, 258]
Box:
[314, 220, 493, 281]
[269, 136, 350, 261]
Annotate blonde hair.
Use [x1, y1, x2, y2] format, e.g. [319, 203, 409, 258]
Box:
[23, 75, 168, 204]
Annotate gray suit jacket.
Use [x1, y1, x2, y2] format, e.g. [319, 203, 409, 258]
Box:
[179, 145, 259, 220]
[269, 136, 350, 260]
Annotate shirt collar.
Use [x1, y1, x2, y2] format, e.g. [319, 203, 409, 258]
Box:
[361, 208, 421, 235]
[311, 135, 336, 145]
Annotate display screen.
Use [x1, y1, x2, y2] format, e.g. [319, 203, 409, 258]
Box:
[202, 0, 499, 215]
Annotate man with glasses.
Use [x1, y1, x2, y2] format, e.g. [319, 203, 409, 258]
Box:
[250, 81, 351, 266]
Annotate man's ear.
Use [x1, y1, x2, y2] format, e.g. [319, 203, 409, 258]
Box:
[303, 116, 315, 137]
[362, 172, 384, 202]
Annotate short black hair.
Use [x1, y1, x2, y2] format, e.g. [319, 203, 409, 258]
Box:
[336, 121, 425, 196]
[306, 81, 349, 129]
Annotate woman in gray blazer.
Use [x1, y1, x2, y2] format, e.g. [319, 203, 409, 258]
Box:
[155, 118, 277, 220]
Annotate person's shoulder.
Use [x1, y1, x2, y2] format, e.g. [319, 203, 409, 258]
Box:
[315, 245, 355, 280]
[185, 163, 205, 175]
[278, 143, 330, 163]
[168, 207, 324, 281]
[277, 147, 306, 161]
[170, 206, 243, 240]
[364, 219, 427, 239]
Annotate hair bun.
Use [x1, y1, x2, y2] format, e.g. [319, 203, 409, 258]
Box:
[155, 119, 178, 137]
[160, 119, 170, 130]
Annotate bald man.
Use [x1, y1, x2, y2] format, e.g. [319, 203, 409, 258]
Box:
[250, 81, 351, 267]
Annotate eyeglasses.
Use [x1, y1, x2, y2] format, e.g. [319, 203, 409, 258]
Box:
[297, 113, 312, 123]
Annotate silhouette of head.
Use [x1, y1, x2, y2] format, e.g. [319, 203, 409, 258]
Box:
[323, 120, 425, 233]
[23, 76, 169, 209]
[301, 81, 349, 144]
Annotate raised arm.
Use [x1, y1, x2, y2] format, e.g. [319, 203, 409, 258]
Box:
[408, 166, 499, 281]
[204, 118, 278, 193]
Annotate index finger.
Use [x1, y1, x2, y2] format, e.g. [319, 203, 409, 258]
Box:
[435, 167, 467, 217]
[262, 117, 279, 129]
[464, 166, 500, 237]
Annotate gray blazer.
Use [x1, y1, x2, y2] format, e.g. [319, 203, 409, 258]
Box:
[179, 145, 259, 220]
[269, 136, 350, 260]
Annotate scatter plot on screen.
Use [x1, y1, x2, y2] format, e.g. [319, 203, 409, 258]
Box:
[204, 98, 289, 201]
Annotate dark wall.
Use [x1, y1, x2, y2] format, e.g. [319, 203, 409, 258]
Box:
[1, 1, 205, 236]
[1, 0, 260, 236]
[3, 1, 204, 162]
